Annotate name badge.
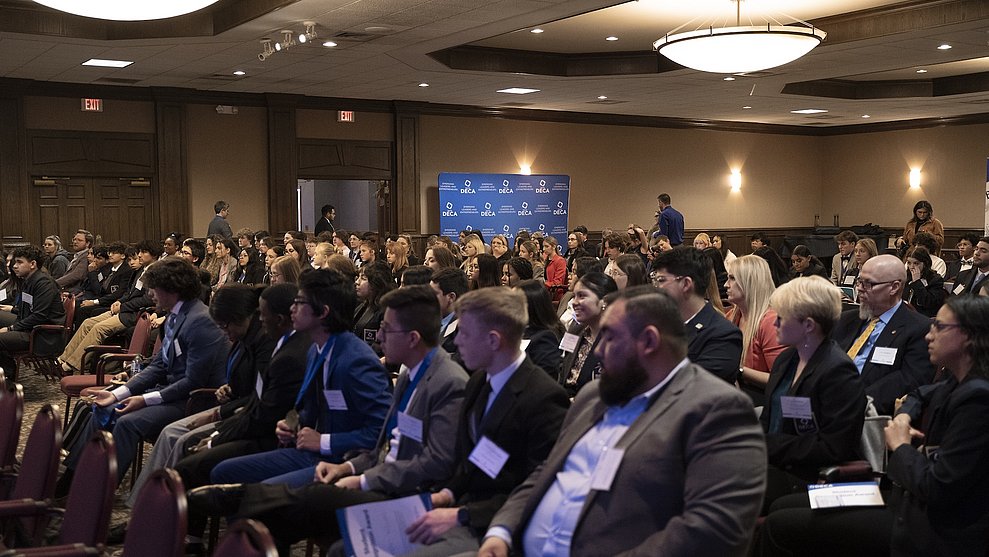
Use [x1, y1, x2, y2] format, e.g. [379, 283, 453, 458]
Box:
[870, 347, 897, 365]
[397, 411, 424, 443]
[520, 339, 531, 351]
[135, 279, 143, 290]
[98, 272, 104, 281]
[22, 292, 33, 305]
[589, 447, 625, 491]
[952, 283, 965, 295]
[363, 329, 377, 343]
[444, 319, 458, 337]
[325, 389, 349, 410]
[559, 332, 580, 353]
[0, 289, 7, 302]
[781, 396, 813, 420]
[469, 436, 510, 479]
[173, 339, 183, 357]
[842, 275, 856, 286]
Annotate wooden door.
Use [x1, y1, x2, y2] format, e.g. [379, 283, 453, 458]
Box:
[32, 177, 157, 245]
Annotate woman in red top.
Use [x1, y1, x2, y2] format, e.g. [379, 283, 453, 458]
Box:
[542, 235, 567, 288]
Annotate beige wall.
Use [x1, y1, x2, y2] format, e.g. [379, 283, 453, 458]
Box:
[296, 109, 393, 140]
[419, 115, 826, 234]
[23, 96, 155, 133]
[187, 104, 269, 236]
[822, 123, 989, 232]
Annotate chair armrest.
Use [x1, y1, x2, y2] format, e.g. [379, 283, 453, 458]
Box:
[94, 353, 139, 386]
[818, 460, 874, 484]
[0, 498, 51, 518]
[187, 388, 218, 416]
[0, 543, 99, 557]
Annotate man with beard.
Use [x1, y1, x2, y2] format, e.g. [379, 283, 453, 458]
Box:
[478, 286, 766, 557]
[831, 254, 934, 415]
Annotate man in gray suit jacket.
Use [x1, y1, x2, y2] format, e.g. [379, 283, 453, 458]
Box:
[189, 285, 468, 552]
[479, 287, 767, 557]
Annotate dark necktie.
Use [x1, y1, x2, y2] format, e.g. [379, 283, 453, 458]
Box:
[161, 313, 178, 366]
[470, 380, 492, 443]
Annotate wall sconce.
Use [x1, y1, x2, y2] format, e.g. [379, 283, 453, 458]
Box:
[519, 164, 532, 175]
[909, 169, 921, 189]
[729, 170, 742, 192]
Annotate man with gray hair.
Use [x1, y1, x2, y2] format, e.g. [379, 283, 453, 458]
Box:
[831, 254, 934, 414]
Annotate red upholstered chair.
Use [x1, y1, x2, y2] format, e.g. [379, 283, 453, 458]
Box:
[0, 404, 61, 546]
[120, 468, 187, 557]
[213, 520, 278, 557]
[8, 295, 77, 383]
[0, 431, 117, 553]
[0, 384, 24, 475]
[59, 312, 154, 428]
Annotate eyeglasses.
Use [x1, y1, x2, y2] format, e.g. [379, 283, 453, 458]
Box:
[650, 273, 684, 285]
[378, 324, 412, 337]
[270, 271, 282, 278]
[854, 278, 898, 289]
[930, 319, 963, 333]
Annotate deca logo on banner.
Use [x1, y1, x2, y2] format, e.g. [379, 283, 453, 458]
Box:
[535, 179, 549, 194]
[442, 202, 458, 217]
[460, 179, 476, 194]
[481, 203, 495, 217]
[518, 201, 533, 216]
[554, 201, 567, 215]
[499, 180, 514, 194]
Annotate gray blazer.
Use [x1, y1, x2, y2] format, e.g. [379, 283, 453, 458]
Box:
[490, 363, 767, 557]
[350, 348, 468, 495]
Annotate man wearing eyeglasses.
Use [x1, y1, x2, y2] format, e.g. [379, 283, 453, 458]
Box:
[832, 254, 934, 415]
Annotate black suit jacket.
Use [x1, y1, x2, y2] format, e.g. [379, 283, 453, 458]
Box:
[831, 303, 934, 415]
[686, 303, 743, 383]
[216, 316, 276, 420]
[957, 267, 989, 296]
[212, 329, 309, 447]
[558, 323, 600, 398]
[442, 356, 569, 532]
[761, 341, 866, 481]
[95, 264, 134, 306]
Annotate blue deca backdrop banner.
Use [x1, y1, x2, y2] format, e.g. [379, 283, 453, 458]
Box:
[438, 173, 571, 250]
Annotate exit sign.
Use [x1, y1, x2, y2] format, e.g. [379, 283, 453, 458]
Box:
[81, 98, 103, 112]
[337, 110, 355, 122]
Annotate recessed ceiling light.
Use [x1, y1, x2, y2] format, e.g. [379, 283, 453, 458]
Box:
[937, 44, 952, 50]
[597, 95, 608, 100]
[497, 87, 540, 94]
[916, 69, 928, 73]
[723, 76, 735, 81]
[606, 36, 618, 41]
[530, 28, 544, 34]
[418, 83, 429, 87]
[82, 58, 133, 68]
[861, 114, 871, 118]
[742, 105, 752, 109]
[233, 70, 246, 76]
[790, 108, 828, 114]
[322, 41, 337, 47]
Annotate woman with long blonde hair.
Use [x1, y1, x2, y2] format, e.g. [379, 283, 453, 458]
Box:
[459, 234, 485, 274]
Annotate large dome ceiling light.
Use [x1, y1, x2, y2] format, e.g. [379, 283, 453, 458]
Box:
[653, 1, 826, 74]
[31, 0, 222, 21]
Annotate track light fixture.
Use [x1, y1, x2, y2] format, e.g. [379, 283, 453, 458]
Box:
[258, 22, 324, 61]
[299, 21, 317, 44]
[258, 38, 275, 61]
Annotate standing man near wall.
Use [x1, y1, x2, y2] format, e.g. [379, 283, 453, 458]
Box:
[653, 193, 684, 247]
[314, 204, 336, 235]
[208, 201, 233, 239]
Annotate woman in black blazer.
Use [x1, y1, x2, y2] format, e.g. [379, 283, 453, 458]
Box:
[558, 272, 616, 398]
[903, 246, 946, 318]
[516, 279, 565, 378]
[760, 275, 866, 511]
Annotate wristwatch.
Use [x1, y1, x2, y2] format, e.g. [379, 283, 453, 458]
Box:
[457, 506, 470, 527]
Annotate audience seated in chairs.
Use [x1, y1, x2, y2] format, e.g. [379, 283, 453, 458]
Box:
[0, 246, 66, 381]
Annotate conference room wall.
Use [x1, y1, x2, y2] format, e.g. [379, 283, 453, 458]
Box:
[186, 103, 269, 237]
[296, 109, 393, 140]
[821, 123, 989, 231]
[23, 96, 155, 133]
[418, 115, 826, 233]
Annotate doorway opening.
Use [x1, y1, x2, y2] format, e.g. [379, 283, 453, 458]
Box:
[297, 179, 385, 235]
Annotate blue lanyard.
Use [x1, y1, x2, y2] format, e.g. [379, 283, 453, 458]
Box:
[225, 343, 243, 383]
[398, 348, 436, 414]
[295, 336, 337, 407]
[272, 331, 293, 355]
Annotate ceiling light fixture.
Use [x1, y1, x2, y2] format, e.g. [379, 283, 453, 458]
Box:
[530, 28, 544, 34]
[606, 36, 618, 41]
[233, 70, 246, 76]
[742, 105, 752, 109]
[791, 108, 828, 114]
[597, 95, 608, 100]
[654, 0, 826, 74]
[861, 114, 871, 118]
[323, 41, 337, 48]
[258, 39, 275, 60]
[32, 0, 221, 20]
[298, 21, 317, 44]
[418, 83, 429, 87]
[81, 58, 133, 68]
[937, 44, 952, 50]
[497, 87, 540, 94]
[723, 76, 735, 81]
[916, 69, 928, 73]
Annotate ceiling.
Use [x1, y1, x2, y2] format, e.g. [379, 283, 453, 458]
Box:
[1, 0, 988, 128]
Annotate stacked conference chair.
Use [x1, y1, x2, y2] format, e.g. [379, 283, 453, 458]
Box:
[0, 383, 24, 475]
[0, 405, 61, 547]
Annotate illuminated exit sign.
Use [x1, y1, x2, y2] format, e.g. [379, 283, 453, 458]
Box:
[337, 110, 355, 122]
[81, 98, 103, 112]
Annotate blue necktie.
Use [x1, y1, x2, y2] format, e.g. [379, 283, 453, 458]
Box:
[161, 313, 177, 367]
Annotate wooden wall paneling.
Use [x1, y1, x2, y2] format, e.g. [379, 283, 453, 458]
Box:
[394, 110, 420, 234]
[296, 140, 392, 179]
[0, 96, 29, 244]
[267, 96, 298, 234]
[155, 99, 186, 238]
[27, 131, 155, 176]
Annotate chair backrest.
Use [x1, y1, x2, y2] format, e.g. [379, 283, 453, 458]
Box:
[8, 404, 61, 544]
[61, 431, 117, 546]
[127, 312, 154, 356]
[61, 295, 77, 339]
[0, 383, 25, 471]
[213, 519, 278, 557]
[124, 468, 187, 557]
[0, 367, 6, 391]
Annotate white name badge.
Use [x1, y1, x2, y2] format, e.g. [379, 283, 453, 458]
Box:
[21, 292, 33, 305]
[842, 275, 856, 286]
[807, 482, 885, 509]
[444, 319, 458, 337]
[520, 339, 531, 351]
[953, 283, 965, 295]
[0, 289, 7, 302]
[780, 396, 814, 420]
[135, 279, 143, 290]
[870, 347, 898, 366]
[172, 339, 183, 357]
[397, 411, 424, 443]
[325, 389, 349, 411]
[559, 332, 580, 353]
[590, 447, 625, 491]
[469, 436, 510, 479]
[98, 272, 104, 281]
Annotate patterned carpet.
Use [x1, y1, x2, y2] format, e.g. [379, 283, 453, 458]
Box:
[9, 365, 314, 556]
